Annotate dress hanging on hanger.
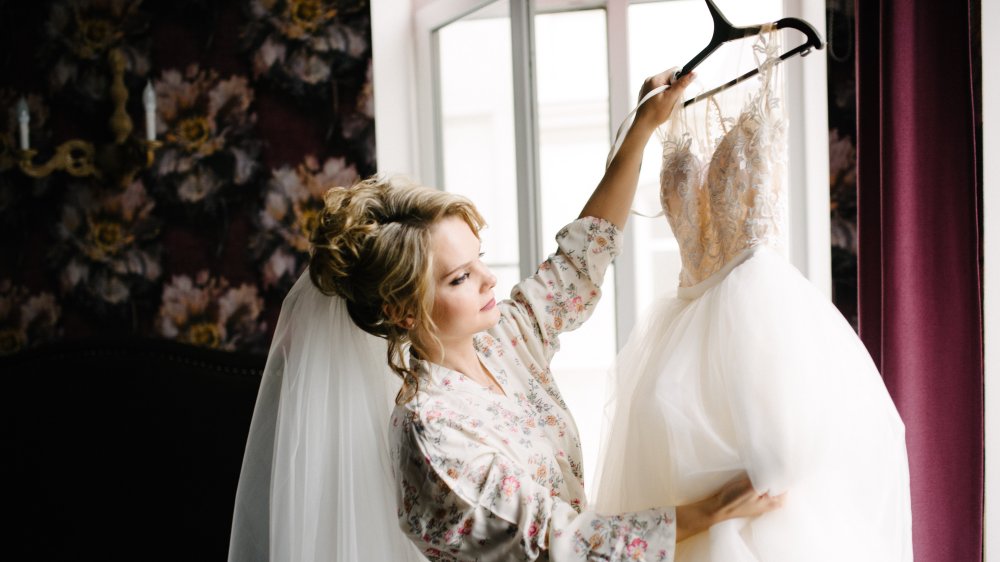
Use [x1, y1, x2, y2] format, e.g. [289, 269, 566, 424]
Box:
[593, 13, 911, 562]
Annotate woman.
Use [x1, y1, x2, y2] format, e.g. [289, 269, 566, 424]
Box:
[229, 68, 782, 561]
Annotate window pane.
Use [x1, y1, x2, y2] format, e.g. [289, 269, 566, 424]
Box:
[437, 1, 520, 298]
[535, 8, 614, 490]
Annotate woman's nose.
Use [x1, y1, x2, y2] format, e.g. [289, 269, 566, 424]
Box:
[479, 264, 497, 290]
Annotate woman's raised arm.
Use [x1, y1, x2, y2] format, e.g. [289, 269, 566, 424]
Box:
[578, 69, 695, 230]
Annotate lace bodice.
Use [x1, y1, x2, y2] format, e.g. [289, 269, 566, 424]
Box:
[660, 31, 788, 288]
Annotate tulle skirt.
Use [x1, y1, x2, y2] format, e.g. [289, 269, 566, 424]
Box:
[592, 246, 912, 561]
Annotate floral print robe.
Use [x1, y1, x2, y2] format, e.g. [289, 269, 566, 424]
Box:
[390, 217, 677, 561]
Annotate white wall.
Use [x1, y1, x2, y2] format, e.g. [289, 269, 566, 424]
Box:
[371, 0, 421, 179]
[984, 0, 998, 557]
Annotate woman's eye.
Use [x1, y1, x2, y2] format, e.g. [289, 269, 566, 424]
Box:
[450, 273, 470, 286]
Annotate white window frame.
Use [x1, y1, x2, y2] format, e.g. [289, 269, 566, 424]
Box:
[411, 0, 830, 347]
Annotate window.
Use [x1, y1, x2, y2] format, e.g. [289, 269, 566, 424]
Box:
[437, 2, 522, 295]
[416, 0, 829, 489]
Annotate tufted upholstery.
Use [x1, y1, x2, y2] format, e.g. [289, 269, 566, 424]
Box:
[6, 338, 264, 560]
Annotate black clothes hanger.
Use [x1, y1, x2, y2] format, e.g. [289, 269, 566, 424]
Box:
[676, 0, 825, 107]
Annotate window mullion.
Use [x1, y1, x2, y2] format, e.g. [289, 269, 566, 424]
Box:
[510, 0, 543, 280]
[606, 0, 635, 351]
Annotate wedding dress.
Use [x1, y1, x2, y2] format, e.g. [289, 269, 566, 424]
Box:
[592, 32, 912, 561]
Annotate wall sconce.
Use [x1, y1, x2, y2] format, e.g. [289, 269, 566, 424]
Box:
[3, 47, 161, 188]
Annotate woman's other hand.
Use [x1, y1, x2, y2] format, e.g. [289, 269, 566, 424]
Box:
[675, 473, 785, 543]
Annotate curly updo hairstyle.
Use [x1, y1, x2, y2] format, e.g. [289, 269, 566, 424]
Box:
[309, 174, 486, 403]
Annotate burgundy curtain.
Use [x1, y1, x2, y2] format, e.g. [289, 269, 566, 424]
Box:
[855, 1, 983, 561]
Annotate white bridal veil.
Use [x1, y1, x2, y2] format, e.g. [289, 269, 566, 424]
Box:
[228, 271, 424, 561]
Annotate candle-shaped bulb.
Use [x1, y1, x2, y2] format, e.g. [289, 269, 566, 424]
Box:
[143, 81, 156, 141]
[16, 97, 30, 150]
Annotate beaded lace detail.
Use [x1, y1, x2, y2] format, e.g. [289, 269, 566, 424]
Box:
[660, 29, 787, 288]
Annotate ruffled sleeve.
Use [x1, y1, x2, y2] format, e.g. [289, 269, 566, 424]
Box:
[505, 217, 621, 364]
[393, 402, 676, 561]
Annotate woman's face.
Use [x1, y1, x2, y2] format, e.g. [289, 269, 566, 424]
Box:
[425, 215, 500, 348]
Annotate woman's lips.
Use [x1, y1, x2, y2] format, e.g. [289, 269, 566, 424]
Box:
[481, 297, 496, 312]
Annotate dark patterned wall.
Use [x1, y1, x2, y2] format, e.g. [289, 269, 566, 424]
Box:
[0, 0, 374, 355]
[825, 0, 857, 330]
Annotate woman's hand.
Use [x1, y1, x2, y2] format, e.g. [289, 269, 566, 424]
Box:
[674, 473, 785, 543]
[632, 68, 696, 133]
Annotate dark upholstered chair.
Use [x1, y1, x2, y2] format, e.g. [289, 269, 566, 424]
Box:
[6, 338, 265, 560]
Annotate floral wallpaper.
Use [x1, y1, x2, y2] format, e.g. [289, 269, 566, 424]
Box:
[825, 0, 858, 330]
[0, 0, 374, 356]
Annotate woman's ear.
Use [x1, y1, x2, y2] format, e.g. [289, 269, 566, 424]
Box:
[384, 303, 415, 330]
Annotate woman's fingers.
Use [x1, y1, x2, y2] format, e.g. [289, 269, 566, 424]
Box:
[715, 474, 785, 519]
[635, 70, 695, 128]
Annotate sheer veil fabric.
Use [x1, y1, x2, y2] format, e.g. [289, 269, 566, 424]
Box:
[228, 271, 425, 561]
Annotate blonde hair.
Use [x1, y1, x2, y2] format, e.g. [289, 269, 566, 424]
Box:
[309, 174, 486, 403]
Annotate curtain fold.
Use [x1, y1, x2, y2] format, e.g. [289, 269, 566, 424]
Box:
[855, 1, 983, 560]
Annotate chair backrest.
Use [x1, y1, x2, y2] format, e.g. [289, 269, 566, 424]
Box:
[5, 338, 265, 560]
